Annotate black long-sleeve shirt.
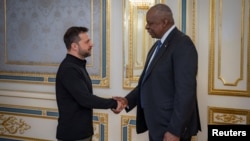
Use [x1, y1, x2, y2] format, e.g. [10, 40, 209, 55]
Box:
[56, 54, 117, 140]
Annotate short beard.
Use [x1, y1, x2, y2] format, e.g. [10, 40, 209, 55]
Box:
[83, 52, 91, 58]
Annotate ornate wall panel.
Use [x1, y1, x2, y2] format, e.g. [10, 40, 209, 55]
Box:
[208, 0, 250, 96]
[0, 0, 110, 87]
[122, 0, 157, 89]
[0, 104, 108, 141]
[123, 0, 197, 89]
[208, 106, 250, 124]
[121, 115, 136, 141]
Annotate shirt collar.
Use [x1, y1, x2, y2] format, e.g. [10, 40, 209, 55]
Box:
[66, 54, 87, 67]
[159, 25, 176, 43]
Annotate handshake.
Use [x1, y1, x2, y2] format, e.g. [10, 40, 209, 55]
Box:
[112, 97, 128, 114]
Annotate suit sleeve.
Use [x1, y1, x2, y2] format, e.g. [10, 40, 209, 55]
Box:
[167, 35, 198, 136]
[125, 86, 139, 112]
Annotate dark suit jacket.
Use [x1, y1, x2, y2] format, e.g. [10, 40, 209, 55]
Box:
[125, 27, 201, 140]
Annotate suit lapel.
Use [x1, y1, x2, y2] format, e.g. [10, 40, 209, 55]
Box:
[140, 41, 169, 85]
[140, 41, 158, 82]
[144, 41, 168, 77]
[147, 28, 178, 72]
[140, 28, 179, 84]
[144, 42, 158, 67]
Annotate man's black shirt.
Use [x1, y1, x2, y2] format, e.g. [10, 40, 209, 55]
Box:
[56, 54, 117, 140]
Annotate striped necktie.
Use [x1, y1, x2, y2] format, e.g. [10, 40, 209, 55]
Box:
[155, 40, 162, 55]
[145, 40, 162, 72]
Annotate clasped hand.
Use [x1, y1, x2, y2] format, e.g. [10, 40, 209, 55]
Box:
[111, 97, 128, 114]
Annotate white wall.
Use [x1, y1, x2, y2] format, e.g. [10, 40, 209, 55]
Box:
[0, 0, 250, 141]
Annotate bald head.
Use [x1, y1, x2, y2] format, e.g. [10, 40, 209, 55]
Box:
[148, 4, 174, 25]
[145, 4, 174, 39]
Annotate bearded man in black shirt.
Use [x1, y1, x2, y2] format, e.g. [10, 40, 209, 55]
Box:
[55, 26, 124, 141]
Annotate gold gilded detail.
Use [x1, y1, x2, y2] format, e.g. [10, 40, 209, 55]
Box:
[215, 114, 245, 124]
[0, 114, 31, 134]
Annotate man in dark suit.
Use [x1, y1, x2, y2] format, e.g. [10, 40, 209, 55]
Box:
[114, 3, 201, 141]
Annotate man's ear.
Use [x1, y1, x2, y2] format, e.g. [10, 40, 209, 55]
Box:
[71, 42, 78, 51]
[163, 19, 168, 26]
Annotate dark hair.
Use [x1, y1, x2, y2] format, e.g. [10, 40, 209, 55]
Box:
[63, 26, 88, 50]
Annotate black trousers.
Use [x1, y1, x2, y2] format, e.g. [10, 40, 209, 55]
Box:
[149, 136, 191, 141]
[57, 136, 92, 141]
[180, 136, 192, 141]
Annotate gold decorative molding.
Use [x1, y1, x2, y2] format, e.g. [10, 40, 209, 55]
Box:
[208, 106, 250, 124]
[214, 114, 245, 124]
[0, 114, 31, 134]
[123, 0, 156, 89]
[0, 134, 50, 141]
[0, 104, 108, 141]
[208, 0, 250, 96]
[121, 115, 136, 141]
[92, 113, 108, 141]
